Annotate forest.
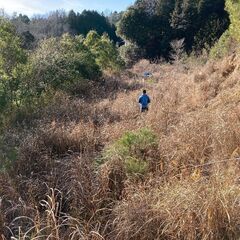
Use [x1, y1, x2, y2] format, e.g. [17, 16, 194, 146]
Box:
[1, 0, 240, 239]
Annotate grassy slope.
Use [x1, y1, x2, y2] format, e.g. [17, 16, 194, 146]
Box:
[1, 54, 240, 239]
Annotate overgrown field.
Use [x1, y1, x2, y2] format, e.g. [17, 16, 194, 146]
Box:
[1, 53, 240, 239]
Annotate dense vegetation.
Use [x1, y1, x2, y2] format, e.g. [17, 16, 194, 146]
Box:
[0, 17, 124, 127]
[1, 0, 240, 239]
[118, 0, 230, 60]
[68, 10, 121, 43]
[9, 10, 121, 49]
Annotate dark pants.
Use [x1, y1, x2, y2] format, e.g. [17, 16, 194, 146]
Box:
[141, 107, 149, 112]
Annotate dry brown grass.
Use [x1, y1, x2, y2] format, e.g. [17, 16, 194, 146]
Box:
[2, 53, 240, 239]
[113, 164, 240, 240]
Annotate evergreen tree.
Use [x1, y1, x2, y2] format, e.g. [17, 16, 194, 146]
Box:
[118, 0, 229, 59]
[67, 10, 121, 43]
[0, 18, 26, 112]
[84, 30, 124, 72]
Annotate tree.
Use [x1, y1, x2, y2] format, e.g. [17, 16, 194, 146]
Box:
[11, 10, 70, 48]
[171, 0, 197, 45]
[0, 18, 26, 112]
[117, 7, 151, 56]
[170, 38, 185, 62]
[107, 11, 124, 26]
[30, 10, 69, 39]
[119, 42, 145, 67]
[118, 1, 176, 59]
[118, 0, 229, 60]
[67, 10, 121, 43]
[84, 31, 124, 72]
[17, 14, 30, 24]
[20, 31, 35, 49]
[193, 0, 229, 50]
[10, 9, 122, 48]
[68, 10, 77, 33]
[27, 33, 101, 94]
[11, 14, 35, 49]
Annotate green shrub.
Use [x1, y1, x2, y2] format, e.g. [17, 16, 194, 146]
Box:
[101, 128, 158, 176]
[27, 34, 101, 94]
[125, 157, 149, 175]
[0, 18, 27, 116]
[210, 30, 233, 58]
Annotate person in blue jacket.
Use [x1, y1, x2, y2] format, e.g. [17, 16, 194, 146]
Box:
[139, 89, 151, 112]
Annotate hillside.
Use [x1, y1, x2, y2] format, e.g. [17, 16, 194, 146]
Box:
[1, 53, 240, 239]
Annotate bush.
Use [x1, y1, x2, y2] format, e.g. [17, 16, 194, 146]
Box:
[210, 30, 233, 58]
[102, 128, 158, 176]
[0, 18, 27, 123]
[27, 34, 101, 94]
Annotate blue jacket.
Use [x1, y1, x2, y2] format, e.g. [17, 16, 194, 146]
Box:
[139, 94, 151, 108]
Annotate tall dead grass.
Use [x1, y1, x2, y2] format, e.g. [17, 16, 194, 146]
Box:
[2, 53, 240, 239]
[113, 163, 240, 240]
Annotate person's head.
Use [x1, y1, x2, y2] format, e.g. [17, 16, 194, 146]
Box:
[143, 89, 147, 94]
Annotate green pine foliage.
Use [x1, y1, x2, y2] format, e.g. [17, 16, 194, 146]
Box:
[101, 128, 158, 176]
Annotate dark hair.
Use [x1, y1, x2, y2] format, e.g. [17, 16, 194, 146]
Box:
[143, 89, 147, 94]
